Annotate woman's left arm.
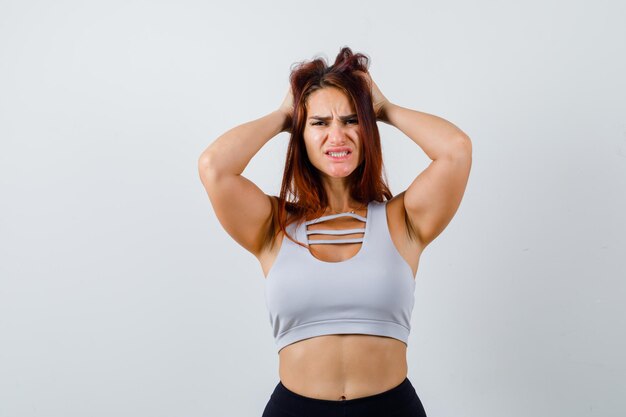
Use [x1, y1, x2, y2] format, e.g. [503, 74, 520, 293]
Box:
[360, 71, 472, 248]
[383, 103, 472, 248]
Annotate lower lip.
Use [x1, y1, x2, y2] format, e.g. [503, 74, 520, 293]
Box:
[325, 152, 352, 161]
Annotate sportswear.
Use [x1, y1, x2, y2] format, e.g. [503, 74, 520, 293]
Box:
[264, 200, 416, 353]
[262, 376, 428, 416]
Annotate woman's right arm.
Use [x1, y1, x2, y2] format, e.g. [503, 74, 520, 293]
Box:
[198, 91, 293, 257]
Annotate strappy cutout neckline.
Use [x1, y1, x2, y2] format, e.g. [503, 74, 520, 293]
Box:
[299, 201, 372, 264]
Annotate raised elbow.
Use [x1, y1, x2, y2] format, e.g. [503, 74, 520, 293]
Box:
[453, 134, 472, 156]
[197, 150, 221, 183]
[198, 151, 213, 170]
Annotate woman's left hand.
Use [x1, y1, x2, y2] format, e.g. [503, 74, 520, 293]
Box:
[356, 70, 391, 122]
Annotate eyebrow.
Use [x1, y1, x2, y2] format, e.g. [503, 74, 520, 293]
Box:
[308, 113, 357, 121]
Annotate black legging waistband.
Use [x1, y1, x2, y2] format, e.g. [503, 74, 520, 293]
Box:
[266, 377, 426, 417]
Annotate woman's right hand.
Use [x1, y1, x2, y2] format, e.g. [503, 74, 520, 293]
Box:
[355, 70, 391, 122]
[277, 86, 294, 133]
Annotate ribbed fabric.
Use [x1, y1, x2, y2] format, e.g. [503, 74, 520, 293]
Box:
[264, 200, 416, 354]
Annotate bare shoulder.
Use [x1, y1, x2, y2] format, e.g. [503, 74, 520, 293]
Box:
[385, 193, 405, 217]
[256, 199, 291, 278]
[384, 192, 409, 232]
[384, 192, 424, 254]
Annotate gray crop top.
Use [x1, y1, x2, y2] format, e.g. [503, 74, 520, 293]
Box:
[264, 200, 416, 354]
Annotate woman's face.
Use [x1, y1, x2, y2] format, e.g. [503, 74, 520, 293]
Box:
[302, 87, 363, 180]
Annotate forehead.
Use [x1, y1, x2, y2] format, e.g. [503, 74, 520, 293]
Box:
[306, 87, 355, 112]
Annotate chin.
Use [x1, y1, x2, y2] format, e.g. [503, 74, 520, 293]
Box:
[324, 166, 359, 178]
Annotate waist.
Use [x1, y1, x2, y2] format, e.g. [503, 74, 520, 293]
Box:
[278, 334, 408, 401]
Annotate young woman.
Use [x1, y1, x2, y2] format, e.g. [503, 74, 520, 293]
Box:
[198, 47, 472, 417]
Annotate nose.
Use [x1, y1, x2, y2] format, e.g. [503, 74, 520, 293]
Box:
[328, 122, 348, 144]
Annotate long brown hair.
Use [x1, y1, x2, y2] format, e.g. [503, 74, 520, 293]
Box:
[268, 46, 393, 250]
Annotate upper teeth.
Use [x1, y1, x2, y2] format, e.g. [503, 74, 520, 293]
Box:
[328, 151, 348, 157]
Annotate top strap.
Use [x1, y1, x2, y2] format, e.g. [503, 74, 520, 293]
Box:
[306, 228, 366, 236]
[304, 208, 369, 245]
[305, 211, 367, 226]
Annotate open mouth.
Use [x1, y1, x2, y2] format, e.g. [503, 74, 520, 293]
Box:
[325, 150, 352, 160]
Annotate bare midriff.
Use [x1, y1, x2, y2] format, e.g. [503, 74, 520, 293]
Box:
[278, 334, 408, 401]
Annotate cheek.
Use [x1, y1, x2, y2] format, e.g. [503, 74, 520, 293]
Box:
[304, 135, 322, 151]
[303, 139, 319, 161]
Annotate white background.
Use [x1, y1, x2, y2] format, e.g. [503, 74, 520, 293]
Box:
[1, 0, 625, 416]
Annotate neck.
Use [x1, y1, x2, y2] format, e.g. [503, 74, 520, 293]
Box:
[326, 195, 366, 214]
[321, 179, 359, 214]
